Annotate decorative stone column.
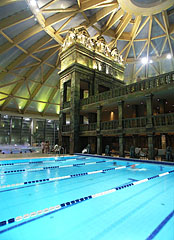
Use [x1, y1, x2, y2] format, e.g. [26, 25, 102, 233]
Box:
[119, 134, 125, 157]
[148, 134, 154, 159]
[97, 134, 102, 155]
[145, 94, 153, 129]
[118, 100, 124, 129]
[69, 71, 80, 154]
[96, 105, 102, 155]
[117, 100, 124, 157]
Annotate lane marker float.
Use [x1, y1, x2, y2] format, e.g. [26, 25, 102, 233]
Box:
[0, 159, 115, 175]
[0, 169, 173, 227]
[0, 166, 126, 190]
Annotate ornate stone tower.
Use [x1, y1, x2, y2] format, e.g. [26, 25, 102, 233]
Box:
[58, 28, 125, 154]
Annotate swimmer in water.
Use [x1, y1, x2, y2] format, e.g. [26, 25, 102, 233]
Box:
[131, 164, 136, 169]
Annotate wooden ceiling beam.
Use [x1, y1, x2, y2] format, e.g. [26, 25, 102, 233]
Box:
[160, 37, 167, 56]
[0, 91, 59, 105]
[42, 88, 58, 115]
[135, 64, 144, 77]
[56, 15, 76, 33]
[40, 0, 57, 10]
[135, 16, 150, 38]
[1, 48, 58, 111]
[120, 42, 130, 55]
[34, 44, 60, 53]
[86, 3, 118, 28]
[154, 16, 166, 33]
[0, 24, 43, 55]
[22, 48, 59, 113]
[124, 16, 141, 60]
[0, 0, 23, 7]
[115, 13, 132, 40]
[150, 63, 160, 75]
[0, 9, 33, 30]
[162, 10, 173, 57]
[150, 41, 159, 57]
[147, 16, 152, 59]
[45, 10, 78, 27]
[1, 66, 39, 111]
[137, 41, 148, 59]
[0, 35, 51, 81]
[80, 0, 108, 11]
[131, 16, 141, 39]
[23, 67, 57, 113]
[42, 6, 79, 13]
[102, 9, 124, 34]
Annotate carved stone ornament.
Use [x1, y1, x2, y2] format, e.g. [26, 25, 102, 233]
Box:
[61, 28, 124, 65]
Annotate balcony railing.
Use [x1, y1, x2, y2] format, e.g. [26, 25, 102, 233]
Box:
[79, 113, 174, 132]
[101, 120, 119, 130]
[123, 117, 147, 128]
[62, 125, 70, 132]
[80, 122, 97, 131]
[153, 113, 174, 126]
[80, 71, 174, 106]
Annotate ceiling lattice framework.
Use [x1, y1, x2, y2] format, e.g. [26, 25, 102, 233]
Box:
[0, 0, 174, 118]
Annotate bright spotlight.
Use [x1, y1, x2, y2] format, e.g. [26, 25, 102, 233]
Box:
[166, 54, 172, 59]
[30, 0, 36, 6]
[141, 57, 148, 64]
[149, 59, 153, 63]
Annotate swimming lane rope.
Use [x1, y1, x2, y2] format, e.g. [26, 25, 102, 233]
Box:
[0, 156, 87, 167]
[0, 165, 126, 190]
[0, 159, 114, 175]
[0, 169, 173, 227]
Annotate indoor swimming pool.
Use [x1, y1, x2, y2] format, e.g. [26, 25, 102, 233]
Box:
[0, 155, 174, 240]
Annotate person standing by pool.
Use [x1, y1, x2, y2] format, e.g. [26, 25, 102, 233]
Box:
[41, 141, 45, 154]
[130, 145, 135, 158]
[105, 145, 110, 156]
[166, 146, 172, 161]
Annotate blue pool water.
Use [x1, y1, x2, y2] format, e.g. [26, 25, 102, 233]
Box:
[0, 155, 174, 240]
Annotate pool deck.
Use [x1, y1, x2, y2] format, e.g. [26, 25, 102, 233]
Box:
[0, 153, 70, 161]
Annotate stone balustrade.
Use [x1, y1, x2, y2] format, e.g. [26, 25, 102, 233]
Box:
[80, 123, 97, 132]
[152, 113, 174, 126]
[123, 117, 147, 128]
[77, 113, 174, 133]
[80, 71, 174, 106]
[62, 124, 71, 132]
[101, 120, 119, 130]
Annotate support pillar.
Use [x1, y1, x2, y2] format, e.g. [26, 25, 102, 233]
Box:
[148, 134, 154, 160]
[145, 94, 153, 129]
[118, 100, 124, 128]
[96, 105, 102, 155]
[97, 134, 102, 155]
[119, 134, 125, 157]
[70, 71, 80, 154]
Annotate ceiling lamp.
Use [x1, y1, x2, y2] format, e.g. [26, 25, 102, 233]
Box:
[166, 54, 172, 59]
[141, 57, 148, 64]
